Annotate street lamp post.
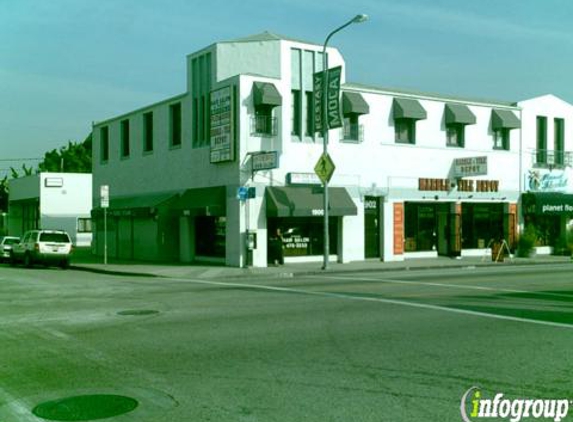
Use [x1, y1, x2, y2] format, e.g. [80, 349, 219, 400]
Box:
[321, 14, 368, 270]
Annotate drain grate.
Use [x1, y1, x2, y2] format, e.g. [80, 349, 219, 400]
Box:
[117, 309, 159, 316]
[32, 394, 138, 421]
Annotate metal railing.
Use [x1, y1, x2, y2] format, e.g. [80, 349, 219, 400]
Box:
[341, 123, 364, 143]
[531, 149, 573, 168]
[250, 115, 277, 137]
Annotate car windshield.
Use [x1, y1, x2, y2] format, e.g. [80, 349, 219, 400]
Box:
[3, 238, 19, 246]
[39, 233, 70, 243]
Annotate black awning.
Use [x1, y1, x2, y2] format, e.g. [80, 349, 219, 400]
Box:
[492, 109, 521, 130]
[253, 82, 282, 107]
[172, 186, 227, 216]
[266, 186, 357, 217]
[522, 192, 573, 215]
[392, 98, 427, 120]
[445, 103, 476, 125]
[342, 92, 370, 115]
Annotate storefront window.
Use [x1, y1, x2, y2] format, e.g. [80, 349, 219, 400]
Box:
[461, 204, 503, 248]
[195, 216, 226, 257]
[267, 217, 338, 259]
[523, 215, 560, 247]
[404, 203, 437, 252]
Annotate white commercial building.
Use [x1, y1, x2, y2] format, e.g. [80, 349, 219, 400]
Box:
[8, 173, 93, 246]
[90, 32, 571, 266]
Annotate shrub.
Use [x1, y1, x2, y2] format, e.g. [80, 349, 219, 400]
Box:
[517, 225, 537, 257]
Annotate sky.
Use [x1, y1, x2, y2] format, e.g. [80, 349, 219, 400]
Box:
[2, 0, 573, 177]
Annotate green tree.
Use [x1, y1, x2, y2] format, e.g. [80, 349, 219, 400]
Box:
[38, 133, 92, 173]
[0, 176, 8, 212]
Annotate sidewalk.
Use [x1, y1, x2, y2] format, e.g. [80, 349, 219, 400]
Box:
[70, 248, 572, 280]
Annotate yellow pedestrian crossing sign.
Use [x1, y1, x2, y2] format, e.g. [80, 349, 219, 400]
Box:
[314, 153, 336, 184]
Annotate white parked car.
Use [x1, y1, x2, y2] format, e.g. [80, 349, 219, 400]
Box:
[10, 230, 73, 269]
[0, 236, 20, 262]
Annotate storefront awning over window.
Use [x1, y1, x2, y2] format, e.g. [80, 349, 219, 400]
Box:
[492, 109, 521, 130]
[522, 192, 573, 215]
[342, 92, 369, 115]
[266, 186, 357, 217]
[172, 186, 227, 216]
[445, 103, 476, 125]
[91, 192, 177, 217]
[392, 98, 427, 120]
[253, 82, 282, 107]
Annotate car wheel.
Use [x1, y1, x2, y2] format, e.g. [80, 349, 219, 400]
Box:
[60, 259, 69, 269]
[24, 253, 33, 268]
[9, 252, 16, 266]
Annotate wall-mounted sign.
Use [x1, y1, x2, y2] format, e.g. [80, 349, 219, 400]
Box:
[286, 172, 321, 186]
[252, 151, 278, 171]
[527, 168, 572, 193]
[44, 177, 63, 188]
[418, 178, 499, 193]
[210, 86, 234, 163]
[453, 156, 488, 178]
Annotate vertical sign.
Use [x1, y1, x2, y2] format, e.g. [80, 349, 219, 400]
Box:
[100, 185, 109, 208]
[210, 86, 234, 163]
[313, 66, 343, 132]
[393, 203, 404, 255]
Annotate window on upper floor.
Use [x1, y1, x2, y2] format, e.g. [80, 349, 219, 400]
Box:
[392, 98, 426, 145]
[493, 128, 510, 151]
[169, 102, 182, 147]
[291, 89, 301, 137]
[305, 91, 314, 136]
[341, 92, 369, 143]
[395, 118, 416, 144]
[120, 119, 130, 158]
[100, 126, 109, 163]
[143, 112, 153, 153]
[554, 118, 565, 166]
[251, 82, 281, 137]
[536, 115, 547, 163]
[444, 103, 475, 148]
[253, 105, 275, 136]
[446, 124, 465, 147]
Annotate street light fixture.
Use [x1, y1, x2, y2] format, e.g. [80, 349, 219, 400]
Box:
[321, 14, 368, 270]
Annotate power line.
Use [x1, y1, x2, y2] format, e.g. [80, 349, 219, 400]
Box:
[0, 158, 42, 162]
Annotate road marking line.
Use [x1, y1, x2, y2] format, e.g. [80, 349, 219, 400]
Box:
[308, 274, 550, 295]
[165, 277, 573, 330]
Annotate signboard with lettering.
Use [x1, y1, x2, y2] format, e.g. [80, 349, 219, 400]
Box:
[252, 151, 279, 172]
[210, 86, 234, 163]
[453, 156, 488, 178]
[418, 178, 499, 193]
[286, 173, 322, 186]
[527, 168, 573, 193]
[100, 185, 109, 208]
[313, 66, 343, 132]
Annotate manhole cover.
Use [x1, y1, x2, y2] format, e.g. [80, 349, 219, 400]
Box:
[117, 309, 159, 316]
[32, 394, 138, 421]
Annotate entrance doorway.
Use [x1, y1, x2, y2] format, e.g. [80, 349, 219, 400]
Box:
[364, 196, 380, 258]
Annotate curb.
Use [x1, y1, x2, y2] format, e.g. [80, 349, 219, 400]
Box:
[70, 258, 571, 281]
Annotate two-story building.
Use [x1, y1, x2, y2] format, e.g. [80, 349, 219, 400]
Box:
[91, 32, 529, 267]
[518, 95, 573, 254]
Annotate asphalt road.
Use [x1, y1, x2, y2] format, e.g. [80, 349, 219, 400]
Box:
[1, 263, 573, 421]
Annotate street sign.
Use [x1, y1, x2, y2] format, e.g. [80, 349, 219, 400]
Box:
[314, 153, 336, 185]
[100, 185, 109, 208]
[313, 66, 343, 132]
[237, 186, 248, 201]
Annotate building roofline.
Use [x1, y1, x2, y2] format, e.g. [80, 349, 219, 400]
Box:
[344, 82, 521, 109]
[93, 92, 187, 127]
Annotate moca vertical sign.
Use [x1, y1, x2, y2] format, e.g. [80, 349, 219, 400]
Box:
[313, 66, 343, 132]
[210, 86, 234, 163]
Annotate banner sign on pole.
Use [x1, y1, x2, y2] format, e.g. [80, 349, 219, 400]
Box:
[313, 66, 343, 133]
[100, 185, 109, 208]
